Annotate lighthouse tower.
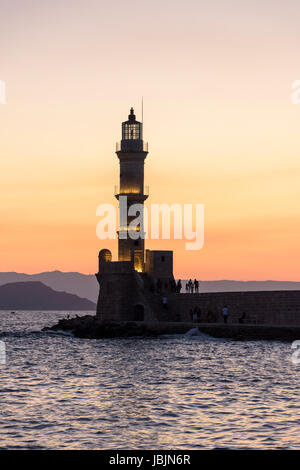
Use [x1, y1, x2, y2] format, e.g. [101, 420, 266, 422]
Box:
[115, 108, 148, 272]
[96, 107, 174, 322]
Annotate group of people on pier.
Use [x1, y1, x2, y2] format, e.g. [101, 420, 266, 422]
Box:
[188, 305, 248, 324]
[170, 279, 200, 293]
[189, 307, 218, 323]
[169, 279, 181, 293]
[151, 278, 183, 293]
[150, 278, 200, 294]
[185, 279, 199, 293]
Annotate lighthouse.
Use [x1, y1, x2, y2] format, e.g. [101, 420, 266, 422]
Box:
[115, 108, 148, 272]
[96, 107, 174, 322]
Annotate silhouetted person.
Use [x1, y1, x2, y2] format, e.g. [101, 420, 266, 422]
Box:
[207, 311, 216, 323]
[177, 279, 182, 293]
[170, 279, 176, 292]
[196, 307, 201, 322]
[162, 296, 168, 310]
[193, 308, 198, 322]
[186, 282, 189, 293]
[188, 279, 193, 293]
[222, 305, 229, 324]
[239, 312, 246, 324]
[194, 279, 199, 293]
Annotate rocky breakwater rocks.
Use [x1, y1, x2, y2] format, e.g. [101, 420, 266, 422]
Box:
[42, 315, 171, 338]
[42, 316, 300, 341]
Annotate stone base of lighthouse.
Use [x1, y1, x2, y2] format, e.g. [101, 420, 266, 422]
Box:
[96, 249, 174, 322]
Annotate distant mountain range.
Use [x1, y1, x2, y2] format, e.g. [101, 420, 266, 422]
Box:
[0, 271, 99, 302]
[0, 271, 299, 303]
[0, 281, 96, 310]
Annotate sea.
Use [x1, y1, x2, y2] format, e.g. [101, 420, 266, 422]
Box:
[0, 310, 299, 450]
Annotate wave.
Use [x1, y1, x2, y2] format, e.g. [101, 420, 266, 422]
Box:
[0, 329, 74, 339]
[160, 328, 222, 341]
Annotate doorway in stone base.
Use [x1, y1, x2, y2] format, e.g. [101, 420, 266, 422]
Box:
[133, 304, 144, 321]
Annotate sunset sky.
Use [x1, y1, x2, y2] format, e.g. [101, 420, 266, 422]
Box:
[0, 0, 300, 279]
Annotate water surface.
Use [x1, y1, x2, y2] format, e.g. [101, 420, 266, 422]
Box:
[0, 310, 299, 449]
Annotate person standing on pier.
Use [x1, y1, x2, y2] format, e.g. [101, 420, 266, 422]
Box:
[222, 305, 229, 324]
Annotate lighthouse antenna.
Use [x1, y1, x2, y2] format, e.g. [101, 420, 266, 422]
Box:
[142, 96, 143, 125]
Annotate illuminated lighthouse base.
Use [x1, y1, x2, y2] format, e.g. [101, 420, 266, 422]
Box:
[96, 248, 174, 322]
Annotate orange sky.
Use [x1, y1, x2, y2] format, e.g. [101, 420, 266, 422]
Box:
[0, 0, 300, 279]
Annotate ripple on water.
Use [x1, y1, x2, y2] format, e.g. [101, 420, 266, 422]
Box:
[0, 310, 299, 449]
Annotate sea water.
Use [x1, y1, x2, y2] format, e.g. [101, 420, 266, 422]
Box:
[0, 310, 299, 449]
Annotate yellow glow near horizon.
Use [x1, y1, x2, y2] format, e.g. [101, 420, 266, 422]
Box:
[1, 1, 300, 280]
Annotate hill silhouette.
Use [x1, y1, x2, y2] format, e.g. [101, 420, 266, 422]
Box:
[0, 272, 299, 303]
[0, 281, 96, 310]
[0, 271, 98, 302]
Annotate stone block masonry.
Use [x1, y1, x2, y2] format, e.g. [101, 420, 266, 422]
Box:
[168, 290, 300, 326]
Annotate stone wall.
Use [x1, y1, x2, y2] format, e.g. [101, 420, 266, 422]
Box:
[96, 261, 158, 322]
[167, 290, 300, 326]
[96, 256, 300, 326]
[145, 250, 173, 280]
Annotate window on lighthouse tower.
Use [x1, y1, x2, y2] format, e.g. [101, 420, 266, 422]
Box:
[124, 124, 140, 139]
[122, 108, 142, 140]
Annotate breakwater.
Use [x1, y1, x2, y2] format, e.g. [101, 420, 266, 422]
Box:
[43, 316, 300, 341]
[168, 290, 300, 325]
